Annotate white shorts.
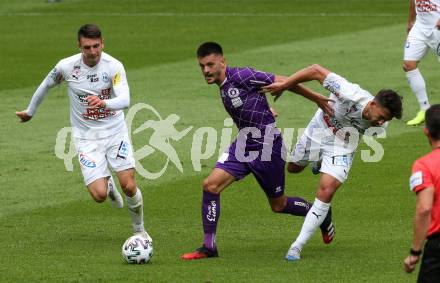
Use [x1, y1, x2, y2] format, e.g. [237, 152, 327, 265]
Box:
[290, 131, 354, 183]
[404, 24, 440, 62]
[74, 130, 135, 185]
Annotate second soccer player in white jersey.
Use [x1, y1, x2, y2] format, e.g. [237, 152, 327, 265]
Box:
[15, 24, 151, 240]
[263, 64, 403, 261]
[404, 0, 440, 125]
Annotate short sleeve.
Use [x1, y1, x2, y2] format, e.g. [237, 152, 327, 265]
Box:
[323, 72, 367, 103]
[237, 67, 275, 91]
[410, 160, 433, 193]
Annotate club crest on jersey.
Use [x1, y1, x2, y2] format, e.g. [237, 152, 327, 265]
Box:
[101, 72, 110, 83]
[79, 153, 96, 168]
[227, 87, 240, 98]
[226, 87, 243, 107]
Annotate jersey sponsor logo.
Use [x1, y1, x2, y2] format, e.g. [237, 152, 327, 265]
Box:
[224, 87, 243, 107]
[323, 113, 343, 133]
[323, 113, 365, 137]
[410, 171, 423, 191]
[79, 93, 110, 103]
[116, 141, 130, 159]
[101, 72, 109, 83]
[347, 104, 359, 113]
[77, 94, 88, 103]
[87, 74, 99, 83]
[326, 81, 341, 97]
[349, 117, 365, 134]
[113, 72, 121, 86]
[416, 0, 437, 12]
[79, 153, 96, 168]
[332, 155, 350, 167]
[231, 97, 243, 108]
[83, 107, 115, 120]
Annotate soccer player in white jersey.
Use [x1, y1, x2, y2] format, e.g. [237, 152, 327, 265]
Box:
[263, 64, 403, 261]
[404, 0, 440, 125]
[15, 24, 150, 240]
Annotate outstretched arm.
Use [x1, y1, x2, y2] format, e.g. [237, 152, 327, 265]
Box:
[16, 67, 62, 122]
[263, 64, 330, 96]
[266, 68, 333, 116]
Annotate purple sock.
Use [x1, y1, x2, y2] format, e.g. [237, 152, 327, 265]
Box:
[281, 197, 311, 216]
[204, 233, 216, 251]
[202, 191, 220, 250]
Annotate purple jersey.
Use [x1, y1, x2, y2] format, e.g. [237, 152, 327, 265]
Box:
[220, 66, 277, 142]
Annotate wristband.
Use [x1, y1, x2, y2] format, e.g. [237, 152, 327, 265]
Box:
[410, 248, 422, 256]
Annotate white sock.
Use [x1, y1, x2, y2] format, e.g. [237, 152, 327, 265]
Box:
[406, 68, 430, 111]
[292, 198, 330, 250]
[125, 188, 145, 233]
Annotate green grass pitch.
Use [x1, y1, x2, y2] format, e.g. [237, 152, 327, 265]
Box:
[0, 0, 438, 282]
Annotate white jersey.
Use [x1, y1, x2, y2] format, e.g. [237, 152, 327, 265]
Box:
[414, 0, 440, 32]
[26, 52, 130, 139]
[304, 73, 386, 149]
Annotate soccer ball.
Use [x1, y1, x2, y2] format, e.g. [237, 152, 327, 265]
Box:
[121, 234, 153, 264]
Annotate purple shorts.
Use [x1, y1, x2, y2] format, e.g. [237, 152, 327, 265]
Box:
[215, 135, 286, 198]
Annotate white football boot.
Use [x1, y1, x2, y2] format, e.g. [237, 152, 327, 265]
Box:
[285, 244, 301, 261]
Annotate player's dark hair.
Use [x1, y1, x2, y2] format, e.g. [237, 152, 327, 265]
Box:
[77, 24, 102, 41]
[425, 104, 440, 140]
[197, 42, 223, 57]
[374, 89, 403, 119]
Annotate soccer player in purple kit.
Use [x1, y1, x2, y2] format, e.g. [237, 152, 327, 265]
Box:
[181, 42, 335, 260]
